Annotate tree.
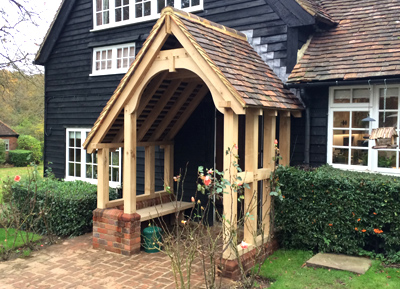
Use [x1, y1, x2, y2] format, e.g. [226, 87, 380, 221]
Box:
[0, 0, 39, 76]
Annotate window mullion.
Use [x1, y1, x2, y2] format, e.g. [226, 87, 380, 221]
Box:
[175, 0, 181, 9]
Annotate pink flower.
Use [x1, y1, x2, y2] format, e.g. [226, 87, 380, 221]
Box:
[233, 144, 238, 150]
[204, 175, 211, 186]
[14, 175, 21, 182]
[207, 169, 213, 174]
[274, 139, 278, 145]
[240, 241, 249, 249]
[191, 196, 195, 202]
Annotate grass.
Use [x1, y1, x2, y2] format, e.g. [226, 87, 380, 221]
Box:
[259, 250, 400, 289]
[0, 228, 42, 252]
[0, 163, 43, 202]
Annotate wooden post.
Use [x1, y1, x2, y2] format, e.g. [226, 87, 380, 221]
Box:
[223, 108, 238, 259]
[145, 146, 155, 195]
[164, 144, 174, 192]
[244, 109, 259, 244]
[262, 111, 276, 237]
[97, 148, 110, 209]
[279, 112, 291, 166]
[124, 109, 137, 214]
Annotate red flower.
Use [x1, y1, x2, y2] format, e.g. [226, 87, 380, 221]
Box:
[329, 223, 333, 227]
[373, 228, 383, 234]
[357, 218, 361, 222]
[274, 139, 278, 145]
[355, 227, 358, 231]
[14, 175, 21, 182]
[373, 212, 377, 215]
[203, 175, 211, 186]
[361, 229, 366, 233]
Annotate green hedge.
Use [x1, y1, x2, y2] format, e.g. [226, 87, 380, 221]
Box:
[17, 135, 42, 163]
[0, 139, 5, 164]
[275, 165, 400, 262]
[12, 179, 118, 236]
[8, 149, 33, 166]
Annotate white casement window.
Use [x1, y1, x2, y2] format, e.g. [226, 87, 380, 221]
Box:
[92, 0, 203, 30]
[4, 139, 9, 151]
[91, 43, 136, 75]
[328, 84, 400, 175]
[66, 128, 122, 188]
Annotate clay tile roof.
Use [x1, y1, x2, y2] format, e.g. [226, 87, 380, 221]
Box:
[288, 0, 400, 83]
[295, 0, 335, 24]
[83, 7, 303, 148]
[0, 120, 18, 137]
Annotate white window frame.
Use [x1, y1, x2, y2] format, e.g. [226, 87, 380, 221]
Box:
[91, 0, 204, 31]
[327, 84, 400, 175]
[65, 128, 122, 188]
[91, 43, 136, 76]
[4, 139, 9, 151]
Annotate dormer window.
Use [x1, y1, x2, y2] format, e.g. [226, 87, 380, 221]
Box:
[91, 43, 136, 75]
[92, 0, 203, 30]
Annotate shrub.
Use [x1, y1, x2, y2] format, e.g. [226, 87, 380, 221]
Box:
[8, 149, 32, 167]
[17, 135, 42, 163]
[275, 165, 400, 262]
[0, 139, 5, 164]
[12, 178, 119, 236]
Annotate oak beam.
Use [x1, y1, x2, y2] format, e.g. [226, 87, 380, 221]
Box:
[222, 108, 239, 259]
[137, 79, 182, 141]
[123, 109, 137, 214]
[244, 109, 259, 245]
[151, 82, 200, 141]
[91, 143, 124, 149]
[97, 148, 110, 209]
[164, 144, 174, 192]
[279, 112, 291, 166]
[262, 111, 276, 238]
[145, 146, 155, 195]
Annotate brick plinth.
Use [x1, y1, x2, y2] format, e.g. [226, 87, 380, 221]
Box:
[218, 239, 279, 280]
[93, 208, 141, 256]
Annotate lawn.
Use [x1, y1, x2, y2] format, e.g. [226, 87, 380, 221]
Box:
[0, 228, 42, 252]
[260, 250, 400, 289]
[0, 164, 43, 202]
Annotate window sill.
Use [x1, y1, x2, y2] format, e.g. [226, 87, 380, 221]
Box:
[64, 176, 121, 188]
[90, 71, 127, 77]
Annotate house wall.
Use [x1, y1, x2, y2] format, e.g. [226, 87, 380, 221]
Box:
[0, 136, 18, 151]
[43, 0, 305, 182]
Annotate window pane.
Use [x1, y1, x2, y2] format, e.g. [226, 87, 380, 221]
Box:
[334, 89, 350, 103]
[107, 60, 112, 69]
[144, 1, 151, 16]
[112, 151, 119, 165]
[117, 48, 122, 58]
[379, 88, 398, 109]
[112, 168, 119, 182]
[97, 0, 102, 11]
[124, 0, 129, 4]
[352, 111, 369, 129]
[69, 163, 75, 176]
[76, 132, 81, 146]
[129, 47, 135, 56]
[116, 8, 121, 21]
[378, 151, 396, 168]
[181, 0, 189, 8]
[76, 149, 81, 162]
[123, 58, 128, 67]
[104, 11, 110, 24]
[86, 153, 92, 163]
[333, 111, 349, 128]
[117, 59, 122, 68]
[332, 148, 348, 164]
[379, 112, 397, 127]
[94, 165, 98, 179]
[69, 132, 75, 147]
[123, 6, 129, 20]
[69, 149, 75, 161]
[103, 0, 109, 9]
[86, 165, 93, 178]
[351, 130, 369, 147]
[351, 149, 368, 166]
[353, 88, 369, 103]
[116, 0, 121, 6]
[136, 3, 143, 17]
[192, 0, 199, 5]
[76, 164, 81, 176]
[96, 12, 102, 25]
[333, 130, 349, 146]
[158, 0, 165, 13]
[123, 47, 128, 57]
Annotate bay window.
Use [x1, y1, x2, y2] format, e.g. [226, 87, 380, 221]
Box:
[66, 128, 122, 187]
[92, 0, 203, 30]
[328, 84, 400, 174]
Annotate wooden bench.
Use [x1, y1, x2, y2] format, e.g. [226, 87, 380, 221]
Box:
[137, 201, 195, 221]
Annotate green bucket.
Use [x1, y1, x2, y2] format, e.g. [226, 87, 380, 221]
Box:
[142, 226, 163, 253]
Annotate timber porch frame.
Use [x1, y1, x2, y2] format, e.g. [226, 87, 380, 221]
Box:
[83, 7, 303, 260]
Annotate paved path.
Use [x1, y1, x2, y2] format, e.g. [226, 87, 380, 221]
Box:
[0, 234, 235, 289]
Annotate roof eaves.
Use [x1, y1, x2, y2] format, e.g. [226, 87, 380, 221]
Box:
[34, 0, 75, 65]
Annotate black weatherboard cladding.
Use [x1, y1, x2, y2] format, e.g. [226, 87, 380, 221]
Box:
[43, 0, 301, 181]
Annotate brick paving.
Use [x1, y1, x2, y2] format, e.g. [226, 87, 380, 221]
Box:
[0, 233, 236, 289]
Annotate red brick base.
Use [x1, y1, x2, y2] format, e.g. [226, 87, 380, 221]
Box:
[217, 239, 279, 280]
[93, 208, 141, 256]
